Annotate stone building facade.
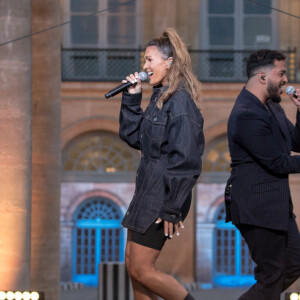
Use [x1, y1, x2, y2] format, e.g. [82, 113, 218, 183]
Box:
[1, 1, 300, 299]
[59, 0, 300, 289]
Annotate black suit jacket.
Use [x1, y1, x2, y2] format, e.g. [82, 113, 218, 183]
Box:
[226, 87, 300, 231]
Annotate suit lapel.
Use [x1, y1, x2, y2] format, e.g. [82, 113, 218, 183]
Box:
[239, 89, 291, 145]
[267, 101, 291, 144]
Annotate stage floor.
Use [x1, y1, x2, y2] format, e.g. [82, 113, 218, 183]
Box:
[60, 286, 292, 300]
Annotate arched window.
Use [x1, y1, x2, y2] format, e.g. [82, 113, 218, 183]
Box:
[72, 196, 124, 286]
[63, 132, 140, 181]
[203, 136, 231, 173]
[213, 205, 255, 287]
[201, 136, 231, 184]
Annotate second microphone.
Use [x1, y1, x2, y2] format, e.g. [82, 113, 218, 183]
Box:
[105, 72, 149, 99]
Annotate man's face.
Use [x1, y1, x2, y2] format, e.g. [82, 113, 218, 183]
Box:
[266, 60, 288, 103]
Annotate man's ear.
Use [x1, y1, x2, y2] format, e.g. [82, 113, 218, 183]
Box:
[258, 72, 266, 83]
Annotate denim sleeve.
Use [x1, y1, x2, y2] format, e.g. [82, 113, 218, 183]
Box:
[119, 91, 143, 150]
[159, 113, 204, 223]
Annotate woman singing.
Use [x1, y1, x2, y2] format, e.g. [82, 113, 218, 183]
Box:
[119, 28, 204, 300]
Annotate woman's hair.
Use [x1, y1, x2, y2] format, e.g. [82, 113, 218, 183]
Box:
[146, 28, 202, 109]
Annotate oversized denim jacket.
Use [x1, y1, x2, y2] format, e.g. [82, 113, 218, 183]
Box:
[119, 86, 204, 233]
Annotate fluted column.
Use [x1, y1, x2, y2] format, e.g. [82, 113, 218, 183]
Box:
[31, 0, 61, 299]
[0, 0, 32, 290]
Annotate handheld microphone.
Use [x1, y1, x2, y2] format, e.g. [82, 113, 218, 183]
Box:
[105, 72, 149, 99]
[286, 86, 298, 99]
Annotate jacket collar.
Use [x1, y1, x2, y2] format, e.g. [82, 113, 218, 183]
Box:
[153, 85, 168, 96]
[240, 87, 290, 142]
[240, 87, 268, 112]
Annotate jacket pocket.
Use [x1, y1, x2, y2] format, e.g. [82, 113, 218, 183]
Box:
[147, 115, 168, 160]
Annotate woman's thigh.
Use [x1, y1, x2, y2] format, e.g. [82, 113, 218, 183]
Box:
[126, 230, 162, 274]
[130, 222, 167, 251]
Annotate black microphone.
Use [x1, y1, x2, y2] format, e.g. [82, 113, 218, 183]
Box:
[105, 72, 149, 99]
[286, 86, 298, 99]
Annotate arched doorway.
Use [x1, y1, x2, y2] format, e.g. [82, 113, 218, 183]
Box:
[72, 196, 124, 286]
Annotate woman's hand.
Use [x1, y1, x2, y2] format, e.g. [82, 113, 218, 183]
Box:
[122, 72, 142, 94]
[155, 218, 184, 238]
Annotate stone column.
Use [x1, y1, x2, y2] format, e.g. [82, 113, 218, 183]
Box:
[196, 223, 215, 285]
[30, 0, 61, 299]
[0, 0, 32, 290]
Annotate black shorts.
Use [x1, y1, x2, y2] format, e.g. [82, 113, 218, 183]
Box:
[130, 221, 168, 251]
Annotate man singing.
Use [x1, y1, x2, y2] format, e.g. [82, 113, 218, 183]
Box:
[225, 49, 300, 299]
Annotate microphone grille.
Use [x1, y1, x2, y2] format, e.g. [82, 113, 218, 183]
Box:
[286, 86, 295, 95]
[139, 72, 148, 82]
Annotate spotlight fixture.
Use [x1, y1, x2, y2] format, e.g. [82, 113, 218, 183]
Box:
[0, 291, 44, 300]
[285, 292, 300, 300]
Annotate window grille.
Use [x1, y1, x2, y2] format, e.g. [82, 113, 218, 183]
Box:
[62, 48, 298, 82]
[75, 197, 123, 220]
[63, 132, 139, 174]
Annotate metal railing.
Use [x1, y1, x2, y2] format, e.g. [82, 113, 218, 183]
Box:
[62, 48, 298, 83]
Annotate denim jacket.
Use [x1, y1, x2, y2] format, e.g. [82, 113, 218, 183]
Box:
[119, 86, 204, 233]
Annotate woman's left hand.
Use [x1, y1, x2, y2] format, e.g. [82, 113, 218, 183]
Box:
[155, 218, 184, 238]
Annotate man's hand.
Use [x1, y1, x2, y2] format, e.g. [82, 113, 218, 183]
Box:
[288, 87, 300, 111]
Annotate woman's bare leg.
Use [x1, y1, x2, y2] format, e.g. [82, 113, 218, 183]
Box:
[126, 238, 189, 300]
[125, 232, 158, 300]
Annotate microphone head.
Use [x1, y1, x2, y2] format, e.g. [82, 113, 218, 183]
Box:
[139, 72, 148, 82]
[286, 86, 295, 95]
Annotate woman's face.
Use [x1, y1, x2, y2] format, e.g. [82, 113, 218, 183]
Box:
[143, 46, 170, 86]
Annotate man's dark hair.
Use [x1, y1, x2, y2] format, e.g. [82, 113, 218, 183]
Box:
[246, 49, 286, 79]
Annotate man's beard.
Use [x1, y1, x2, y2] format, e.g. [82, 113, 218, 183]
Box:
[270, 95, 282, 104]
[267, 80, 282, 104]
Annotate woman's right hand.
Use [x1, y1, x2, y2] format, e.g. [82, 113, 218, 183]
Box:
[123, 72, 142, 94]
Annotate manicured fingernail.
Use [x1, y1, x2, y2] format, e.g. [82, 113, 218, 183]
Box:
[169, 235, 173, 238]
[181, 225, 184, 229]
[165, 233, 168, 236]
[155, 220, 160, 224]
[177, 232, 180, 236]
